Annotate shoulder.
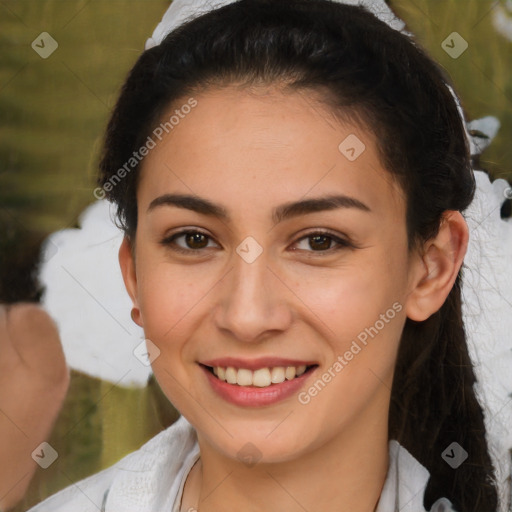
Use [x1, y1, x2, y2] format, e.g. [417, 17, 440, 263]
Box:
[27, 415, 198, 512]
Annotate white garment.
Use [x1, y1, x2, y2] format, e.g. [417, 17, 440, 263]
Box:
[26, 414, 455, 512]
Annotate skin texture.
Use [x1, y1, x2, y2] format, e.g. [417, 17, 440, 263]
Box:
[119, 85, 469, 512]
[0, 304, 69, 510]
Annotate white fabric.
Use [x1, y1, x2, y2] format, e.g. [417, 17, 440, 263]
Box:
[461, 169, 512, 510]
[39, 200, 148, 387]
[467, 116, 501, 155]
[144, 0, 406, 50]
[492, 0, 512, 42]
[26, 414, 455, 512]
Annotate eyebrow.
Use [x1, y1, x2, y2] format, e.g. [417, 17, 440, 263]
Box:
[147, 193, 371, 224]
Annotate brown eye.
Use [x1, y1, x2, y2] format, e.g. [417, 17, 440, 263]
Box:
[183, 232, 209, 249]
[308, 234, 333, 251]
[292, 230, 353, 253]
[160, 230, 218, 254]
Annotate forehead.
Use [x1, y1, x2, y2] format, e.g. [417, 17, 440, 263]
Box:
[137, 86, 405, 223]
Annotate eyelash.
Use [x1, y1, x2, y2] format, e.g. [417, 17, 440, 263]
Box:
[160, 229, 355, 256]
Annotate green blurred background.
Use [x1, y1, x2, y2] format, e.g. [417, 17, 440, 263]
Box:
[0, 0, 511, 510]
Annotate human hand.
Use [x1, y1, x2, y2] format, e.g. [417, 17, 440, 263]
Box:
[0, 303, 69, 510]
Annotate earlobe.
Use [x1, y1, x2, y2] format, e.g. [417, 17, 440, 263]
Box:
[405, 211, 469, 322]
[119, 236, 143, 327]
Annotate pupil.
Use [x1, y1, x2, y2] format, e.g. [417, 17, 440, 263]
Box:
[187, 233, 207, 249]
[310, 235, 330, 251]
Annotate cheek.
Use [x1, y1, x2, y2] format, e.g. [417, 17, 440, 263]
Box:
[298, 299, 404, 435]
[135, 251, 222, 345]
[289, 251, 402, 336]
[288, 249, 406, 390]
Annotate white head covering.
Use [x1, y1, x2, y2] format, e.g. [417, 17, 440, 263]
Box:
[144, 0, 405, 50]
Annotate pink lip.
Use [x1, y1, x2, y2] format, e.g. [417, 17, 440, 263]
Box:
[199, 363, 318, 407]
[200, 357, 317, 371]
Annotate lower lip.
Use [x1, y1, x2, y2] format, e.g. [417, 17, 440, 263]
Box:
[200, 364, 317, 407]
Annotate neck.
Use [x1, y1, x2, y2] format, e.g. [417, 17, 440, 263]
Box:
[184, 405, 390, 512]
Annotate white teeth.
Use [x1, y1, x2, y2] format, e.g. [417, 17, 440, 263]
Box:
[285, 366, 296, 380]
[211, 364, 311, 388]
[270, 367, 285, 384]
[252, 368, 271, 387]
[237, 368, 253, 386]
[225, 366, 238, 384]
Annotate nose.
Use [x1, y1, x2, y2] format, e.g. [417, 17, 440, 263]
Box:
[213, 248, 293, 343]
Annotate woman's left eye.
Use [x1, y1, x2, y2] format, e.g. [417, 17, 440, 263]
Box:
[160, 229, 353, 255]
[292, 231, 353, 253]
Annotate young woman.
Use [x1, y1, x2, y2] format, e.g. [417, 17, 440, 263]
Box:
[28, 0, 501, 510]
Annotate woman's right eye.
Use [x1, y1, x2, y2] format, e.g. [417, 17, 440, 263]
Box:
[160, 230, 219, 255]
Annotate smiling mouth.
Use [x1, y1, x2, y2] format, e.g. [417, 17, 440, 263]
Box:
[200, 363, 318, 388]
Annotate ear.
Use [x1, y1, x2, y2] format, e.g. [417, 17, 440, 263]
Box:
[405, 210, 469, 322]
[119, 236, 143, 327]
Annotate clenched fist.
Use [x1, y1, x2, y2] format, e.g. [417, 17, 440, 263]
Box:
[0, 303, 70, 510]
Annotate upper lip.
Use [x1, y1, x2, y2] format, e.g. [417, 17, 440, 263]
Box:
[200, 357, 318, 371]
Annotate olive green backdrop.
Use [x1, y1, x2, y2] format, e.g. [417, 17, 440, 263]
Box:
[0, 0, 510, 510]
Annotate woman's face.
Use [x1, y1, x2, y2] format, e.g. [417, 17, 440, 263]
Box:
[122, 85, 422, 463]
